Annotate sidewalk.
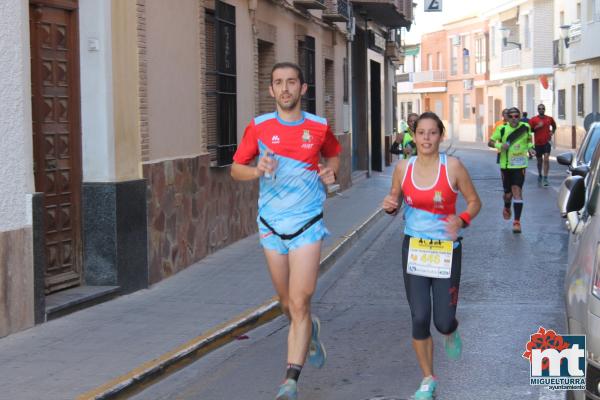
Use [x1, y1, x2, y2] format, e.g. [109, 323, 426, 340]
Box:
[0, 167, 394, 400]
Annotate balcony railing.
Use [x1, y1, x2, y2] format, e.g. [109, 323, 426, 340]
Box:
[412, 70, 447, 83]
[351, 0, 413, 29]
[501, 48, 521, 68]
[396, 72, 412, 83]
[322, 0, 350, 22]
[293, 0, 326, 10]
[385, 40, 404, 64]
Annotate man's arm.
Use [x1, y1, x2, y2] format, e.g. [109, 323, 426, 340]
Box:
[231, 162, 259, 181]
[319, 156, 340, 185]
[231, 151, 276, 181]
[488, 126, 504, 149]
[527, 125, 536, 153]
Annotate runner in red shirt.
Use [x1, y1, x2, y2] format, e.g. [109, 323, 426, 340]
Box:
[528, 104, 557, 186]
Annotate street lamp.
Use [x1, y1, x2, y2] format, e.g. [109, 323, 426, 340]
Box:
[560, 24, 571, 48]
[499, 27, 522, 50]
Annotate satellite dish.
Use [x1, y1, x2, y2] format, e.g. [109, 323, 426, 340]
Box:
[584, 112, 600, 132]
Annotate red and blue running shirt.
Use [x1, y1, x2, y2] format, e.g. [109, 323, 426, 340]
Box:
[401, 153, 459, 241]
[233, 111, 341, 233]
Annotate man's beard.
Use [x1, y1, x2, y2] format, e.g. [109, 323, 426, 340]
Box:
[277, 94, 300, 111]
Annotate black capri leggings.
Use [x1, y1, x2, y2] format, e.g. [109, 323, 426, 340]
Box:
[402, 235, 462, 340]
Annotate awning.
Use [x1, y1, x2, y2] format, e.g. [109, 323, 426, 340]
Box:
[405, 46, 419, 56]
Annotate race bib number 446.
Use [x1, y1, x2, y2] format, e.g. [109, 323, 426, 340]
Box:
[407, 237, 453, 278]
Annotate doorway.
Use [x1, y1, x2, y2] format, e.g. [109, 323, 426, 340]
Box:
[29, 0, 83, 293]
[370, 60, 382, 172]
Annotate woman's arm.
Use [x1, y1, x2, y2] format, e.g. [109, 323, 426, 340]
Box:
[382, 159, 407, 214]
[446, 157, 482, 239]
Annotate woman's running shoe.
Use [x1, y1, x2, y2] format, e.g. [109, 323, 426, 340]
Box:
[414, 375, 438, 399]
[275, 379, 297, 400]
[503, 207, 511, 220]
[444, 329, 463, 360]
[307, 316, 326, 368]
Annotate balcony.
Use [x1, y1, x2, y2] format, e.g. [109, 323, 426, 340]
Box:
[322, 0, 350, 22]
[411, 70, 446, 93]
[570, 19, 600, 62]
[501, 48, 521, 68]
[413, 70, 446, 82]
[293, 0, 326, 11]
[385, 40, 404, 64]
[352, 0, 413, 29]
[396, 72, 414, 93]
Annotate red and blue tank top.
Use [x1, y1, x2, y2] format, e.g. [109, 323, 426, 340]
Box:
[401, 153, 459, 241]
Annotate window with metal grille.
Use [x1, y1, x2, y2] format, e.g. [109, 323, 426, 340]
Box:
[558, 89, 566, 119]
[298, 35, 316, 114]
[206, 1, 237, 167]
[450, 39, 458, 75]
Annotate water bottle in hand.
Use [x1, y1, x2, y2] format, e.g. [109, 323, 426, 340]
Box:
[264, 151, 276, 179]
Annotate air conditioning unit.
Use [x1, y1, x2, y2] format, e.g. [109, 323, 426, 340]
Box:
[463, 79, 473, 90]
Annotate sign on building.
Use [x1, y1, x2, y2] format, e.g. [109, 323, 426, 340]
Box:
[425, 0, 442, 12]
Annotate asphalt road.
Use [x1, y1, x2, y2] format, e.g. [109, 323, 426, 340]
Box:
[132, 147, 570, 400]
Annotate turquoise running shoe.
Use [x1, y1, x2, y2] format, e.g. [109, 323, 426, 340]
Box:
[414, 375, 438, 399]
[307, 315, 326, 368]
[444, 329, 463, 360]
[275, 379, 297, 400]
[537, 175, 543, 185]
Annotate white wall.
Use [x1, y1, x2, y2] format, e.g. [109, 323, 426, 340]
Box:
[0, 0, 34, 231]
[79, 0, 116, 182]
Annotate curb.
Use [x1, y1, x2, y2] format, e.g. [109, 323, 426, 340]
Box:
[77, 207, 386, 400]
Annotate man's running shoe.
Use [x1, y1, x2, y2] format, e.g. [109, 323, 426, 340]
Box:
[275, 379, 297, 400]
[307, 316, 326, 368]
[444, 330, 462, 360]
[503, 207, 511, 220]
[543, 176, 549, 187]
[537, 175, 543, 185]
[513, 220, 522, 233]
[414, 375, 438, 400]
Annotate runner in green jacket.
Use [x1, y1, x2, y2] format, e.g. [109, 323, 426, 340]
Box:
[488, 107, 535, 233]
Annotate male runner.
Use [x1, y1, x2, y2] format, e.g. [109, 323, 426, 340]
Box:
[231, 62, 341, 400]
[528, 104, 556, 186]
[402, 112, 419, 158]
[492, 109, 509, 164]
[488, 107, 535, 233]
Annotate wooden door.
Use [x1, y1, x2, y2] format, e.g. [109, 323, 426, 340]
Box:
[30, 0, 82, 293]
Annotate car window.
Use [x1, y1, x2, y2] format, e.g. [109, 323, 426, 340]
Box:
[583, 126, 600, 164]
[584, 139, 600, 212]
